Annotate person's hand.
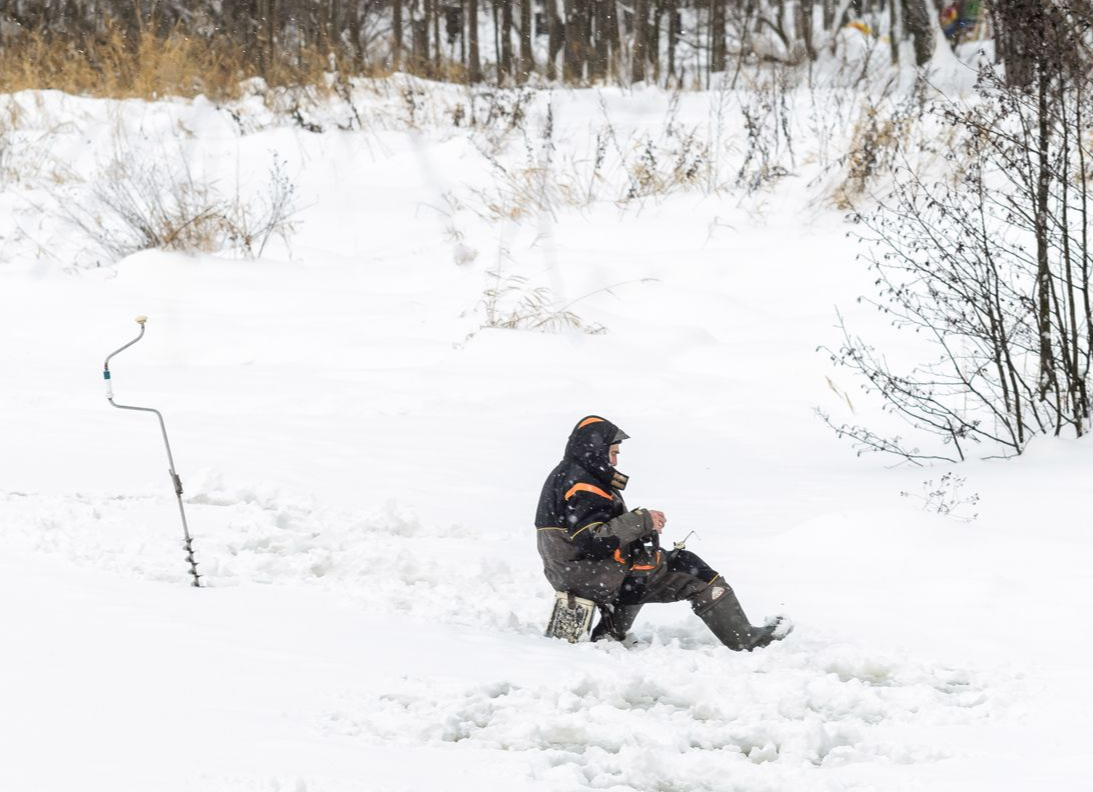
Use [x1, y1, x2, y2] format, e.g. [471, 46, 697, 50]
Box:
[649, 510, 667, 534]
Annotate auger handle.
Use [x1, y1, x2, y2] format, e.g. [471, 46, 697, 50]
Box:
[103, 316, 149, 399]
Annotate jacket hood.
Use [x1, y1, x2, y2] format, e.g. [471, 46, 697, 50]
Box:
[564, 415, 630, 491]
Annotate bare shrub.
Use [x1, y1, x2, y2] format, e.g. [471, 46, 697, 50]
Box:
[823, 39, 1093, 463]
[900, 473, 980, 522]
[624, 130, 707, 200]
[224, 157, 300, 257]
[735, 69, 797, 193]
[468, 87, 536, 134]
[60, 149, 299, 261]
[467, 91, 744, 221]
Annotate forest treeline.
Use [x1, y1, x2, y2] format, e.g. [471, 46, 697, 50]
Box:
[0, 0, 1056, 94]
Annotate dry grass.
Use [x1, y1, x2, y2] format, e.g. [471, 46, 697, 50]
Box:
[0, 96, 73, 187]
[0, 21, 394, 102]
[833, 101, 902, 207]
[480, 271, 608, 335]
[0, 24, 239, 100]
[626, 133, 707, 200]
[832, 83, 931, 209]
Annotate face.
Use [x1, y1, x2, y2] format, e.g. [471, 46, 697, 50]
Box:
[609, 443, 620, 466]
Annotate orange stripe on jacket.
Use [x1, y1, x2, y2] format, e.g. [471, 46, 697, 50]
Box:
[612, 549, 661, 570]
[565, 482, 613, 501]
[577, 417, 605, 429]
[631, 551, 662, 571]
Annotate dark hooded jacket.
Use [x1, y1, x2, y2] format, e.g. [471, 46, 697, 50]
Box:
[534, 416, 658, 603]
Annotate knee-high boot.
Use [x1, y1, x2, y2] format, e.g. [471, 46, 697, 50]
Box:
[691, 582, 784, 651]
[591, 603, 643, 641]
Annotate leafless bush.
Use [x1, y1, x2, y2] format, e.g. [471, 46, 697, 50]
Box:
[625, 131, 707, 200]
[823, 36, 1093, 464]
[61, 149, 299, 261]
[224, 157, 300, 257]
[900, 473, 980, 522]
[468, 87, 535, 133]
[735, 69, 797, 193]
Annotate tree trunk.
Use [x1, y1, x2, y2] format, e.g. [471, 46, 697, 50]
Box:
[391, 0, 402, 69]
[433, 0, 443, 68]
[257, 0, 274, 75]
[592, 0, 609, 80]
[328, 0, 341, 54]
[350, 0, 365, 68]
[519, 0, 534, 80]
[798, 0, 816, 60]
[710, 0, 725, 73]
[632, 0, 648, 82]
[460, 0, 467, 67]
[547, 0, 565, 80]
[424, 0, 435, 72]
[1035, 55, 1057, 406]
[901, 0, 935, 66]
[666, 0, 679, 79]
[564, 0, 588, 82]
[468, 0, 482, 80]
[887, 0, 899, 64]
[993, 0, 1042, 88]
[652, 0, 663, 81]
[609, 0, 623, 80]
[493, 0, 501, 81]
[411, 0, 429, 70]
[501, 0, 514, 79]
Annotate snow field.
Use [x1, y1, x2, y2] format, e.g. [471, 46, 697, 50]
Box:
[2, 71, 1091, 790]
[3, 477, 1021, 792]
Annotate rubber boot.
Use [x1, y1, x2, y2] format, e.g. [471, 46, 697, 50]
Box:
[692, 583, 784, 651]
[591, 603, 643, 642]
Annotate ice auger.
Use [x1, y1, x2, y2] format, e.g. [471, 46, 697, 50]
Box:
[103, 315, 202, 587]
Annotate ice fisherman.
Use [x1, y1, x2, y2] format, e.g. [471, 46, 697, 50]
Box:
[535, 415, 789, 650]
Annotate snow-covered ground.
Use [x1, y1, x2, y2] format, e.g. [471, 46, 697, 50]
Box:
[2, 70, 1091, 791]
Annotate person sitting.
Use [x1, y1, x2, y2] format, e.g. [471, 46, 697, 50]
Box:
[535, 415, 789, 650]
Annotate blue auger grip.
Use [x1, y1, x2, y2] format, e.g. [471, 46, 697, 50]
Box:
[103, 370, 111, 379]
